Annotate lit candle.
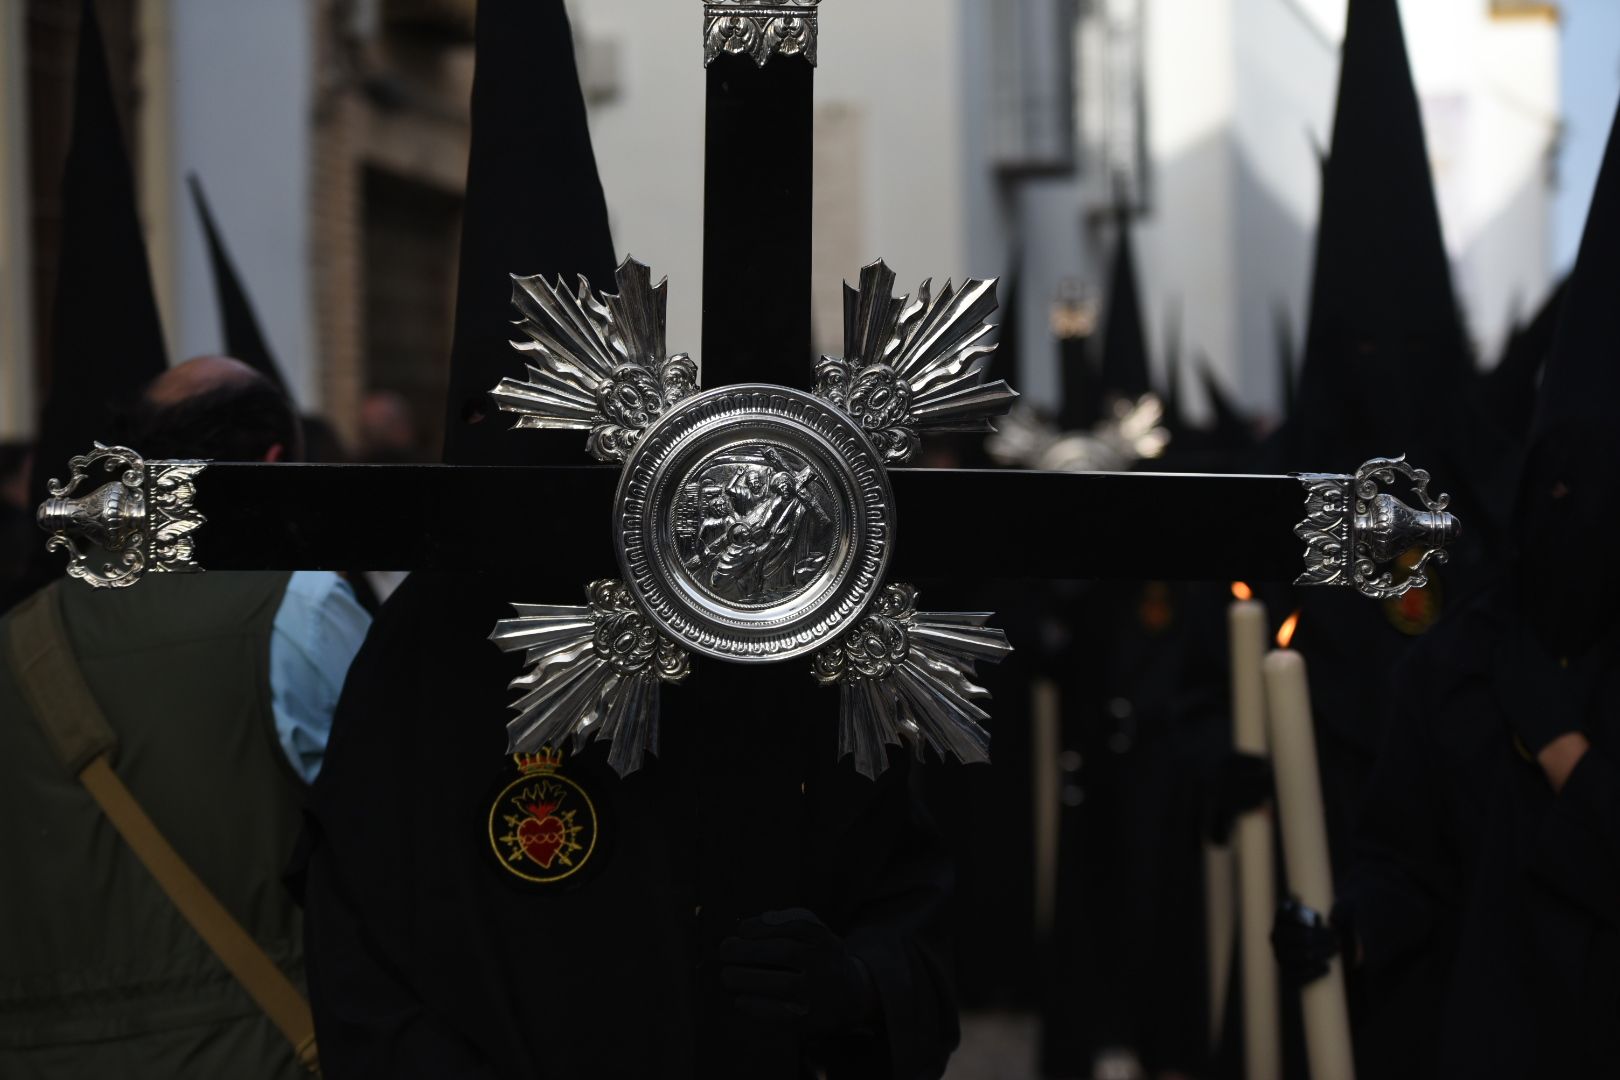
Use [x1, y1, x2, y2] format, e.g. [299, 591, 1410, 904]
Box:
[1228, 584, 1280, 1080]
[1264, 617, 1356, 1080]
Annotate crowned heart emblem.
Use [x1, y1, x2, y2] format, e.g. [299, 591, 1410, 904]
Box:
[489, 751, 598, 885]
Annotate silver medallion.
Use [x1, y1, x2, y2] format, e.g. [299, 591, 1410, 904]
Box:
[489, 256, 1017, 778]
[615, 385, 894, 663]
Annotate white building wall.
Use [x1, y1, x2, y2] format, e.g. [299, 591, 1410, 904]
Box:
[1136, 0, 1241, 417]
[165, 0, 315, 403]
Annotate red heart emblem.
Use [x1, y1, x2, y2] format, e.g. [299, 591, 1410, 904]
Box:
[517, 808, 566, 869]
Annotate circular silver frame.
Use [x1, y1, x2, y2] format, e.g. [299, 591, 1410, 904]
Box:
[615, 384, 895, 663]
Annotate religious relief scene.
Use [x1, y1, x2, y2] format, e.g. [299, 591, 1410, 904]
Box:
[674, 445, 838, 607]
[3, 0, 1619, 1078]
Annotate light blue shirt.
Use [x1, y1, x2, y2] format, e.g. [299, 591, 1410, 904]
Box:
[269, 571, 372, 783]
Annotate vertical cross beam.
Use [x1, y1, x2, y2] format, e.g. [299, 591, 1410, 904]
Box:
[700, 5, 818, 388]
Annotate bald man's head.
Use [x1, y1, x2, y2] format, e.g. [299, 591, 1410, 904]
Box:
[133, 355, 302, 462]
[144, 354, 264, 407]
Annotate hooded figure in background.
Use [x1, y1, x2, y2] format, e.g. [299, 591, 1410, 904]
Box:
[8, 0, 169, 610]
[1251, 0, 1516, 895]
[296, 3, 958, 1077]
[1277, 91, 1620, 1080]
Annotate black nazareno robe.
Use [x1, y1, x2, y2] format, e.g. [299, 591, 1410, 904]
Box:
[297, 571, 957, 1079]
[1344, 584, 1620, 1079]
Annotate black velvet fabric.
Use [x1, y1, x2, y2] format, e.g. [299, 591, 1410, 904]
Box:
[301, 572, 958, 1079]
[1343, 586, 1620, 1079]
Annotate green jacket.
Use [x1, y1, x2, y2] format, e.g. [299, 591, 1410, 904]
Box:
[0, 574, 308, 1079]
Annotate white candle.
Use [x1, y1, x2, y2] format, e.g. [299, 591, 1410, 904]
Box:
[1264, 645, 1356, 1080]
[1229, 596, 1280, 1080]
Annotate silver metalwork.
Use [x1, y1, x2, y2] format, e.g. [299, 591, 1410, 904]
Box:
[36, 443, 207, 589]
[616, 384, 894, 663]
[813, 261, 1018, 464]
[487, 259, 1018, 776]
[1295, 456, 1460, 600]
[703, 0, 820, 68]
[491, 580, 693, 777]
[492, 258, 699, 464]
[811, 584, 1013, 779]
[986, 395, 1170, 473]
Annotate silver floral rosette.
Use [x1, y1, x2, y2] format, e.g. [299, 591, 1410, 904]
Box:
[488, 258, 1016, 778]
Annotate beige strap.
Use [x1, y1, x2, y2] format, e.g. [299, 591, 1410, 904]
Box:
[8, 589, 320, 1075]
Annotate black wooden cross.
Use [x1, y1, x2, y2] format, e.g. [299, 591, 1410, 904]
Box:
[35, 1, 1458, 777]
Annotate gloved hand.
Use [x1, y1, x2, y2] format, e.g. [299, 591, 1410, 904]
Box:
[719, 908, 879, 1035]
[1494, 621, 1602, 755]
[1271, 897, 1350, 988]
[1207, 751, 1273, 844]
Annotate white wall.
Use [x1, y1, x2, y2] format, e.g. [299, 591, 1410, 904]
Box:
[166, 0, 315, 403]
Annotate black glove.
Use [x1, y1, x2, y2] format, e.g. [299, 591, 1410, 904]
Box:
[1271, 897, 1349, 988]
[719, 908, 879, 1035]
[1207, 751, 1273, 844]
[1494, 621, 1601, 755]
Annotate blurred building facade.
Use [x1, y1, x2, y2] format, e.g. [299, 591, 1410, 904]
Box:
[0, 0, 1566, 441]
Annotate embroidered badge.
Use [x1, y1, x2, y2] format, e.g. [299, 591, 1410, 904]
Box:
[487, 749, 599, 884]
[1382, 550, 1443, 636]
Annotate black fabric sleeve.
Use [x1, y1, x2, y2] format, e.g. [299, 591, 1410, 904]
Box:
[806, 754, 959, 1080]
[302, 831, 501, 1079]
[1534, 746, 1620, 926]
[299, 578, 503, 1080]
[1342, 660, 1451, 976]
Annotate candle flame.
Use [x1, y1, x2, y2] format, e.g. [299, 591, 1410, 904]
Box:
[1231, 582, 1253, 601]
[1276, 611, 1302, 649]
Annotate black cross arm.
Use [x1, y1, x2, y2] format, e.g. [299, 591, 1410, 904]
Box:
[38, 457, 1333, 584]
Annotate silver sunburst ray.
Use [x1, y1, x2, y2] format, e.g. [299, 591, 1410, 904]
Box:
[491, 257, 699, 463]
[490, 580, 691, 776]
[812, 584, 1013, 779]
[812, 260, 1019, 463]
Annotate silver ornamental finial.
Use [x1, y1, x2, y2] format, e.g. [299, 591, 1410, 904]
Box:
[703, 0, 821, 67]
[1295, 456, 1460, 599]
[35, 443, 208, 589]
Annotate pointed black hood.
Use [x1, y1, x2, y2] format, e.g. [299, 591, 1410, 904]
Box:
[1160, 300, 1188, 436]
[1481, 280, 1564, 443]
[1274, 302, 1298, 422]
[1056, 332, 1102, 432]
[28, 0, 169, 511]
[1099, 211, 1150, 402]
[1289, 0, 1508, 533]
[1197, 359, 1255, 453]
[188, 174, 287, 396]
[442, 0, 617, 466]
[1513, 98, 1620, 653]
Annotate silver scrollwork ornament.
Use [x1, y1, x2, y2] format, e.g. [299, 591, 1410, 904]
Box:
[703, 1, 820, 67]
[1295, 456, 1460, 600]
[812, 261, 1018, 465]
[492, 580, 692, 777]
[812, 584, 1014, 779]
[492, 259, 699, 464]
[35, 443, 208, 589]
